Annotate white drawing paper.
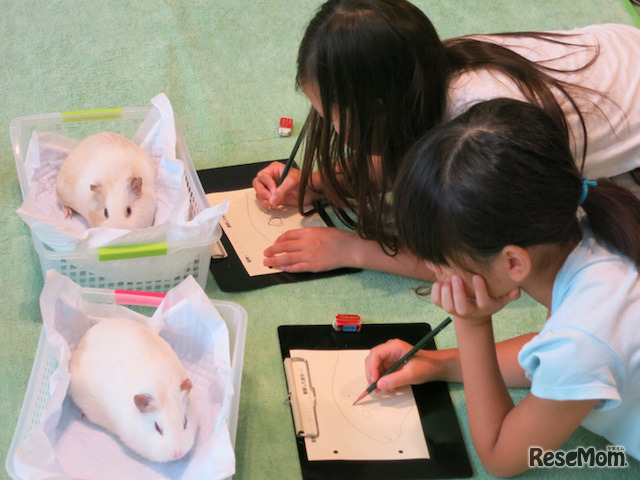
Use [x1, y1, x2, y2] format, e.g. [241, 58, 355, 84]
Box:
[290, 349, 430, 461]
[206, 188, 327, 277]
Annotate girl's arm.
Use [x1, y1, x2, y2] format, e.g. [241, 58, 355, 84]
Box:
[264, 227, 437, 281]
[257, 156, 431, 277]
[455, 316, 598, 477]
[350, 236, 436, 280]
[442, 275, 598, 477]
[439, 333, 536, 387]
[365, 332, 535, 390]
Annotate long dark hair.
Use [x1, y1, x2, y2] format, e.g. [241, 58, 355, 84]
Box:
[296, 0, 598, 252]
[393, 98, 640, 270]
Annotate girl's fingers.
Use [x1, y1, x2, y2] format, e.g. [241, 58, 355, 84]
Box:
[273, 228, 304, 242]
[471, 275, 491, 311]
[264, 240, 304, 257]
[254, 165, 281, 193]
[439, 279, 455, 313]
[364, 340, 410, 385]
[251, 176, 273, 205]
[451, 275, 471, 316]
[263, 229, 305, 257]
[431, 280, 442, 306]
[376, 370, 408, 391]
[271, 181, 292, 205]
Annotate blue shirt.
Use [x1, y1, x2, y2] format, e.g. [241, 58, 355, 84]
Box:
[519, 227, 640, 459]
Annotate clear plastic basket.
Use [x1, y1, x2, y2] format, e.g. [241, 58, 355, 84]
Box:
[10, 107, 219, 292]
[5, 288, 247, 480]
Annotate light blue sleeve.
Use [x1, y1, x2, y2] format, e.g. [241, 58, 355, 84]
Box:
[518, 327, 625, 410]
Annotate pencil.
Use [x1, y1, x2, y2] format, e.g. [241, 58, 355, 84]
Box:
[353, 316, 453, 405]
[276, 117, 308, 187]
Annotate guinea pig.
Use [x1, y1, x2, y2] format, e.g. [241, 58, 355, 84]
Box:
[68, 316, 199, 463]
[56, 132, 157, 229]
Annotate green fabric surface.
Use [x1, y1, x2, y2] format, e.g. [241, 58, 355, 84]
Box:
[623, 0, 640, 25]
[1, 1, 639, 479]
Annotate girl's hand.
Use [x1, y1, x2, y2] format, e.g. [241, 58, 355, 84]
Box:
[263, 227, 359, 272]
[252, 162, 320, 208]
[432, 274, 520, 323]
[364, 339, 446, 392]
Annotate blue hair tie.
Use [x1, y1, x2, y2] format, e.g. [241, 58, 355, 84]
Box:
[579, 175, 598, 205]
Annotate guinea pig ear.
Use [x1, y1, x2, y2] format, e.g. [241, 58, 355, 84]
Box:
[134, 393, 158, 413]
[180, 378, 193, 396]
[129, 177, 143, 199]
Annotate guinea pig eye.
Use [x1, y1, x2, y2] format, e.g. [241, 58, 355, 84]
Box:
[155, 421, 164, 435]
[183, 415, 188, 429]
[103, 208, 109, 219]
[126, 206, 132, 217]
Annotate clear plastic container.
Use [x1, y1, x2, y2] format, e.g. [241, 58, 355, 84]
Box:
[5, 288, 247, 480]
[10, 107, 219, 292]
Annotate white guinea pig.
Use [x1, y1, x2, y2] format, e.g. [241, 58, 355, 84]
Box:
[56, 132, 157, 229]
[68, 316, 198, 463]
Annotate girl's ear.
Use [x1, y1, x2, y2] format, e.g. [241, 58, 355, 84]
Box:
[500, 245, 531, 283]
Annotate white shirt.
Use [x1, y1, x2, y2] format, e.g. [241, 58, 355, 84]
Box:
[519, 227, 640, 459]
[447, 24, 640, 179]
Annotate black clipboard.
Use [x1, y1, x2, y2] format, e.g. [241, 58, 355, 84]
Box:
[278, 322, 472, 480]
[197, 160, 359, 292]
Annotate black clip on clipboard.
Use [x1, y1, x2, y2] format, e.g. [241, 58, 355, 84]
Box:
[278, 322, 472, 480]
[197, 160, 359, 292]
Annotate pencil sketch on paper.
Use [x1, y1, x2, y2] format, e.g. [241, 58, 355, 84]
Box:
[267, 216, 283, 227]
[242, 189, 295, 243]
[205, 188, 327, 276]
[332, 352, 415, 444]
[289, 348, 430, 461]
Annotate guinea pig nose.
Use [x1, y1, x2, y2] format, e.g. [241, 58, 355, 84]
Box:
[173, 448, 184, 460]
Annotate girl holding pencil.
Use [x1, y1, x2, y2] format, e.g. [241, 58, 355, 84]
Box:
[365, 98, 640, 476]
[252, 0, 640, 280]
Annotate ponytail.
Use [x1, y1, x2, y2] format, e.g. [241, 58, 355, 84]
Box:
[582, 178, 640, 269]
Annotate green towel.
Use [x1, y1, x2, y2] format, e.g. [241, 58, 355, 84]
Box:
[1, 1, 638, 479]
